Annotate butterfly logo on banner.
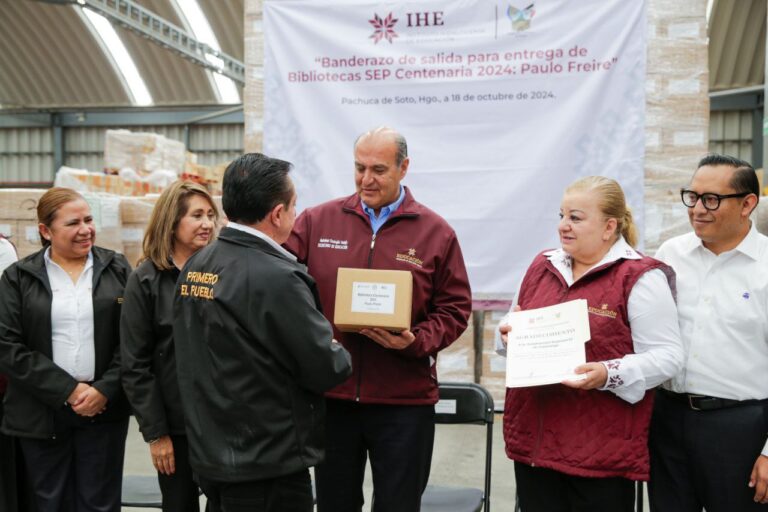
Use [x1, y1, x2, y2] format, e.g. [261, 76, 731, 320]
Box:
[507, 3, 536, 32]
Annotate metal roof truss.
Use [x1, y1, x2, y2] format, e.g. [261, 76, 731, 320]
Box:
[37, 0, 245, 86]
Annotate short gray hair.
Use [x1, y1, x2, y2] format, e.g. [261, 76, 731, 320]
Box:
[354, 127, 408, 166]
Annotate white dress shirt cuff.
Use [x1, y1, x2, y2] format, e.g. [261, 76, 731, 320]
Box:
[599, 359, 646, 404]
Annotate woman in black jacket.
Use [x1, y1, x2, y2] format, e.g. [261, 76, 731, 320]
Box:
[0, 187, 131, 512]
[120, 180, 218, 512]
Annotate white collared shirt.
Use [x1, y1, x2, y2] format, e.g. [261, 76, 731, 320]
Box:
[0, 238, 17, 274]
[496, 237, 684, 404]
[44, 248, 95, 382]
[226, 222, 297, 261]
[655, 224, 768, 401]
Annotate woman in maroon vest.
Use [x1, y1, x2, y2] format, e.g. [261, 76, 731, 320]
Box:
[498, 176, 684, 512]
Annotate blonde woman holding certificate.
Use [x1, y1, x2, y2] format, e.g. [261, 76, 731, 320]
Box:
[497, 176, 683, 512]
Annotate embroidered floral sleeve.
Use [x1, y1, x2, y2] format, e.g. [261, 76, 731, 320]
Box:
[601, 359, 625, 390]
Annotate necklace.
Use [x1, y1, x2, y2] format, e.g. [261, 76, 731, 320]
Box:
[51, 256, 86, 276]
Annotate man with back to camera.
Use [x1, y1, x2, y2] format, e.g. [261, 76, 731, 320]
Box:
[284, 126, 473, 512]
[173, 153, 352, 512]
[650, 154, 768, 511]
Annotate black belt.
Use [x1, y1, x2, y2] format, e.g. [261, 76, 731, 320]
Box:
[660, 389, 768, 412]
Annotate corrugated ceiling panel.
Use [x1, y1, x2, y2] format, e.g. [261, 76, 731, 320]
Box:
[198, 0, 245, 60]
[709, 0, 766, 91]
[1, 0, 244, 109]
[120, 0, 219, 105]
[0, 2, 130, 108]
[118, 28, 218, 105]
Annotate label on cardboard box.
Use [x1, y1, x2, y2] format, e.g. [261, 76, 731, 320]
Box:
[351, 282, 396, 315]
[0, 224, 11, 236]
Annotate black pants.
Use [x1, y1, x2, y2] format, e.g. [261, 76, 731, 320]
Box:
[315, 399, 435, 512]
[198, 469, 313, 512]
[0, 398, 19, 512]
[158, 435, 199, 512]
[18, 407, 128, 512]
[514, 461, 635, 512]
[649, 390, 768, 512]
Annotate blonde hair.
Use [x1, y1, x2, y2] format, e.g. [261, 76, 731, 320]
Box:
[37, 188, 87, 247]
[565, 176, 638, 247]
[142, 180, 219, 269]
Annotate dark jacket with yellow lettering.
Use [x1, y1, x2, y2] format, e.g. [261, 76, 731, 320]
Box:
[173, 227, 352, 482]
[0, 246, 131, 439]
[121, 261, 187, 442]
[284, 187, 472, 405]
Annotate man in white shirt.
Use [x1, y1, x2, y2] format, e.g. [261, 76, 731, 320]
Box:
[650, 154, 768, 511]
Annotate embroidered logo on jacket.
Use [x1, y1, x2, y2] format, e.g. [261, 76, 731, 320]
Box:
[317, 238, 348, 250]
[180, 271, 218, 300]
[396, 248, 423, 268]
[587, 303, 617, 319]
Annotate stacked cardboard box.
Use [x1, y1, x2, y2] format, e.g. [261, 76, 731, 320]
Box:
[0, 189, 47, 258]
[480, 310, 509, 409]
[119, 196, 159, 267]
[104, 130, 186, 175]
[55, 167, 165, 197]
[83, 193, 123, 254]
[436, 326, 475, 384]
[181, 161, 229, 196]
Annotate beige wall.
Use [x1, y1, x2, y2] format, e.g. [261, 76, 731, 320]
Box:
[645, 0, 709, 251]
[244, 0, 710, 252]
[244, 0, 264, 153]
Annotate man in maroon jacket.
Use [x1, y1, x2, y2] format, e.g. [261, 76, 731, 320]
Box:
[284, 127, 472, 512]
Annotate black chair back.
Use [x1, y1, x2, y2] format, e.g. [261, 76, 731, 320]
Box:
[422, 382, 494, 512]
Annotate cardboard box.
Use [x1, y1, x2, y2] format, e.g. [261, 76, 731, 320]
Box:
[104, 129, 186, 174]
[14, 221, 43, 258]
[120, 196, 158, 225]
[334, 268, 412, 332]
[121, 222, 147, 267]
[436, 326, 475, 383]
[83, 194, 123, 253]
[0, 189, 46, 221]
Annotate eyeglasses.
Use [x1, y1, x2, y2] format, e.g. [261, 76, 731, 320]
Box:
[680, 189, 750, 211]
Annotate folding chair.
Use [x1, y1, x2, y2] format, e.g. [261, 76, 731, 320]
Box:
[421, 382, 494, 512]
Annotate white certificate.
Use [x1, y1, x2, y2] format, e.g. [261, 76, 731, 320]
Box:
[505, 299, 591, 388]
[350, 282, 396, 314]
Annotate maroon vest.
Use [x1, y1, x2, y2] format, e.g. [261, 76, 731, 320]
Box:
[503, 251, 673, 480]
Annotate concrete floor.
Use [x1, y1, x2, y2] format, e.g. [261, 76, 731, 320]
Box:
[123, 415, 649, 511]
[121, 414, 518, 511]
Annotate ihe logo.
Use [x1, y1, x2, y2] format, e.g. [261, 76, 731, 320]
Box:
[369, 12, 398, 44]
[507, 3, 535, 32]
[406, 11, 444, 27]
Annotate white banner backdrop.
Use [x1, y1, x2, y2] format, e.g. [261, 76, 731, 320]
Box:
[263, 0, 646, 296]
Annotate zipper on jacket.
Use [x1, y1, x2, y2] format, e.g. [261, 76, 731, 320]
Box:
[367, 234, 376, 267]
